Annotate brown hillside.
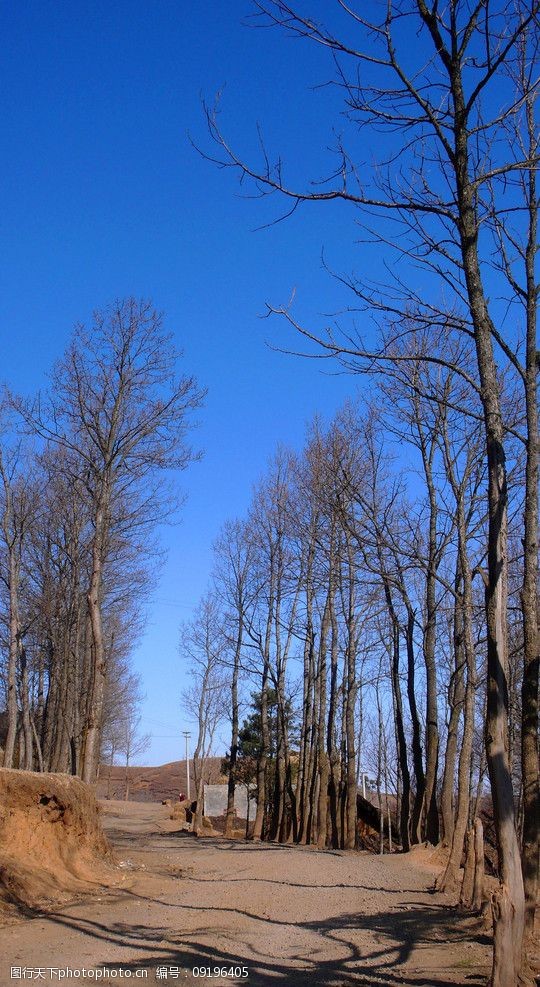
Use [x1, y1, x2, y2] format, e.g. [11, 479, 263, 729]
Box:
[97, 757, 226, 802]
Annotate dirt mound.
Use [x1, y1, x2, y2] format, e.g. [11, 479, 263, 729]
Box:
[0, 769, 114, 914]
[207, 815, 251, 839]
[169, 799, 193, 827]
[199, 815, 220, 837]
[167, 802, 220, 837]
[407, 841, 450, 879]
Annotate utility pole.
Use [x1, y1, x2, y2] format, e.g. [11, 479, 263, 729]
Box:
[360, 772, 369, 800]
[182, 731, 191, 801]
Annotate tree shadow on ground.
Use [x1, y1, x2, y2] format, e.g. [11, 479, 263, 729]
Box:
[164, 834, 353, 857]
[178, 874, 424, 893]
[103, 827, 195, 847]
[38, 897, 489, 986]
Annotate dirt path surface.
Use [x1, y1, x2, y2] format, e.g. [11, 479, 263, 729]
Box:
[0, 801, 491, 987]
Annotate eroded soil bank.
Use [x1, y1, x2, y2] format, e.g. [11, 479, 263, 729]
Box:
[0, 769, 114, 914]
[0, 800, 491, 986]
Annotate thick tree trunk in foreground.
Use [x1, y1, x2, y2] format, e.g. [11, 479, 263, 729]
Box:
[470, 278, 525, 987]
[449, 58, 526, 980]
[480, 352, 525, 987]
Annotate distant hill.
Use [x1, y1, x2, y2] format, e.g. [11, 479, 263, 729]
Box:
[97, 758, 226, 803]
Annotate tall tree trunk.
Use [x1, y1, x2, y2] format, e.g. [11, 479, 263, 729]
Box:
[342, 530, 357, 850]
[520, 90, 539, 940]
[192, 754, 205, 835]
[460, 826, 475, 910]
[344, 638, 358, 850]
[448, 59, 526, 983]
[316, 587, 331, 849]
[326, 588, 340, 848]
[297, 616, 315, 843]
[421, 446, 440, 845]
[472, 817, 485, 913]
[81, 497, 108, 784]
[252, 665, 269, 840]
[403, 604, 425, 844]
[481, 361, 525, 987]
[20, 648, 33, 771]
[224, 617, 243, 837]
[439, 474, 477, 891]
[376, 678, 385, 855]
[3, 516, 20, 768]
[386, 586, 411, 851]
[30, 714, 44, 773]
[440, 592, 465, 846]
[107, 744, 115, 799]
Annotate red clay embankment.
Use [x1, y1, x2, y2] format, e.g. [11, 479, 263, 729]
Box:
[0, 768, 114, 914]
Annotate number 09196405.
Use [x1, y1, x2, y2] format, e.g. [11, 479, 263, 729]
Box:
[192, 968, 249, 979]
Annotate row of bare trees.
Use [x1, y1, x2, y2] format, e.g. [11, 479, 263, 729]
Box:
[183, 346, 533, 973]
[0, 298, 203, 783]
[199, 2, 538, 982]
[182, 338, 522, 857]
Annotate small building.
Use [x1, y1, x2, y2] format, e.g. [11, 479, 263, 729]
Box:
[203, 783, 249, 820]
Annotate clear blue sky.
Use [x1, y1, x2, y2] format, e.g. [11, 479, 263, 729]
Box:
[1, 2, 390, 763]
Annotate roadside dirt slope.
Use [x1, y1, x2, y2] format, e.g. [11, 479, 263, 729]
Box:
[0, 768, 114, 914]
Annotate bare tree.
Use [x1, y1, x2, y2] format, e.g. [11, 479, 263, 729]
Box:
[213, 520, 256, 837]
[0, 426, 39, 769]
[119, 716, 151, 802]
[13, 299, 204, 783]
[181, 593, 228, 834]
[101, 664, 148, 799]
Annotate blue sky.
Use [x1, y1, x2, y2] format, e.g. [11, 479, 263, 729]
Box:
[1, 1, 393, 764]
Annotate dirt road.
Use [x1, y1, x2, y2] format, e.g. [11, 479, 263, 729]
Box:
[0, 801, 491, 987]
